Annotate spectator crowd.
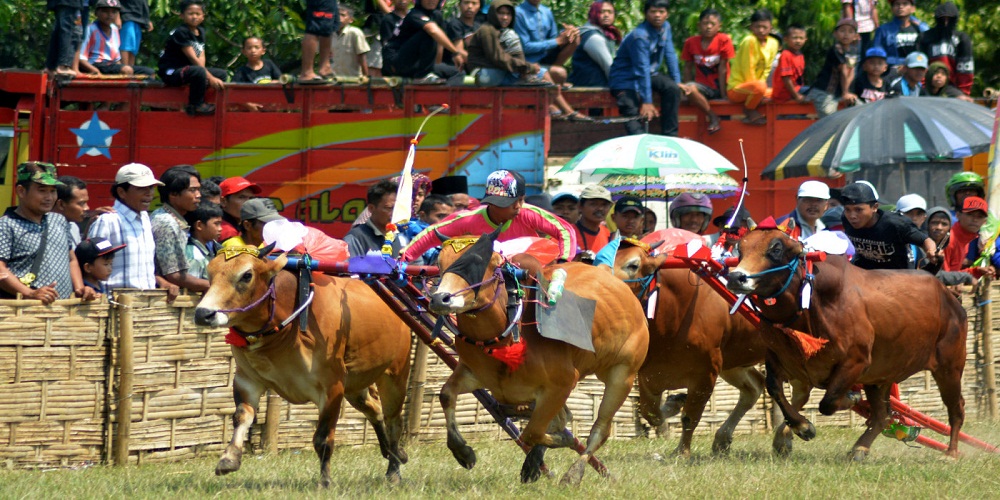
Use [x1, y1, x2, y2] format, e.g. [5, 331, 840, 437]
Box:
[44, 0, 978, 129]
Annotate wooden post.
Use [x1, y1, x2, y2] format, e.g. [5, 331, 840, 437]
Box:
[263, 391, 282, 453]
[404, 340, 430, 441]
[981, 277, 998, 420]
[113, 294, 134, 466]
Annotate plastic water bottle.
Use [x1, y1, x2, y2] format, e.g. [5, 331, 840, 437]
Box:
[547, 269, 568, 306]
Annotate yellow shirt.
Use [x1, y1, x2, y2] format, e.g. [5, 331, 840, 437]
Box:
[221, 235, 249, 248]
[728, 34, 781, 90]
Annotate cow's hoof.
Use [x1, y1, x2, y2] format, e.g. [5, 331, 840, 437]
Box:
[396, 446, 409, 464]
[773, 437, 793, 457]
[671, 445, 692, 459]
[215, 456, 240, 476]
[793, 422, 816, 441]
[449, 444, 476, 470]
[559, 459, 586, 487]
[386, 469, 402, 485]
[712, 434, 733, 455]
[520, 447, 545, 483]
[849, 447, 869, 462]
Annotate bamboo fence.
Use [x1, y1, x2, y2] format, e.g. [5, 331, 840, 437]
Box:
[0, 285, 997, 469]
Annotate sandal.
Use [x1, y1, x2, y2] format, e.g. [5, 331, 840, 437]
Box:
[707, 118, 721, 134]
[740, 116, 767, 126]
[564, 111, 593, 122]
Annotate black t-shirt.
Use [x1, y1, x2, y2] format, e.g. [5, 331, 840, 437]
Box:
[442, 17, 480, 64]
[233, 59, 282, 83]
[894, 24, 922, 60]
[853, 74, 890, 102]
[384, 6, 442, 54]
[811, 44, 858, 95]
[158, 25, 205, 71]
[843, 209, 929, 270]
[119, 0, 150, 25]
[380, 12, 405, 45]
[926, 83, 966, 98]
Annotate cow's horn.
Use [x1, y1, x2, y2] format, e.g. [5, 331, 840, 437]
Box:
[259, 242, 277, 258]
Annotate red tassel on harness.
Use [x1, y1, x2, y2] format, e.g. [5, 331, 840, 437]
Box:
[780, 326, 827, 358]
[488, 340, 527, 371]
[225, 328, 248, 347]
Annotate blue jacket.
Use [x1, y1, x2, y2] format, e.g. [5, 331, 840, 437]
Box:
[514, 1, 559, 63]
[871, 16, 929, 67]
[608, 21, 681, 103]
[568, 25, 615, 87]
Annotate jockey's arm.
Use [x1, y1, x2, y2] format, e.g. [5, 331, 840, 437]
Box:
[401, 216, 475, 262]
[525, 207, 578, 261]
[922, 237, 941, 264]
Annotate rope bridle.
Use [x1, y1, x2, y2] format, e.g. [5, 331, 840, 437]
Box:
[216, 274, 315, 343]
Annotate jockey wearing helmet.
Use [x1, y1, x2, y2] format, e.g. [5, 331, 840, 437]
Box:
[670, 193, 713, 235]
[945, 171, 985, 220]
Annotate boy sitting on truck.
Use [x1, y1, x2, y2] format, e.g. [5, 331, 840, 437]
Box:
[156, 0, 227, 116]
[79, 0, 155, 77]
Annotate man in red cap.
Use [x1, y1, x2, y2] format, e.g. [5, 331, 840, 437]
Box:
[944, 195, 988, 272]
[218, 177, 262, 244]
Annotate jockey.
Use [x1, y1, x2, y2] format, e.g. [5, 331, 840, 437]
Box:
[669, 193, 714, 245]
[401, 169, 578, 262]
[944, 171, 985, 221]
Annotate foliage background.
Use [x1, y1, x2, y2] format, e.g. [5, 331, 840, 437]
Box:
[1, 0, 996, 94]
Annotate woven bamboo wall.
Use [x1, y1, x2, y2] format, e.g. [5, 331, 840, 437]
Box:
[2, 284, 998, 469]
[0, 298, 109, 469]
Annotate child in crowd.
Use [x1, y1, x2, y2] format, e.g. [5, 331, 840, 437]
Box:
[380, 0, 410, 64]
[871, 0, 927, 78]
[232, 37, 282, 83]
[925, 61, 974, 102]
[728, 9, 780, 125]
[853, 47, 889, 103]
[888, 51, 928, 97]
[841, 0, 879, 50]
[157, 0, 227, 116]
[550, 192, 580, 224]
[771, 24, 808, 104]
[680, 8, 733, 135]
[300, 0, 339, 81]
[75, 237, 125, 295]
[361, 0, 392, 77]
[120, 0, 153, 67]
[80, 0, 155, 77]
[333, 6, 371, 78]
[466, 0, 548, 86]
[945, 196, 988, 272]
[183, 201, 222, 280]
[46, 0, 87, 77]
[807, 17, 859, 117]
[442, 0, 483, 67]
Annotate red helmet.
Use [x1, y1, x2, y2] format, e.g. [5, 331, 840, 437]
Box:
[670, 193, 713, 233]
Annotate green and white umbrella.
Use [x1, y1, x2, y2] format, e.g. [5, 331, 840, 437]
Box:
[558, 134, 738, 177]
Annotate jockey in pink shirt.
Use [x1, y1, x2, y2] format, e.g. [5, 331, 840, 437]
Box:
[401, 170, 577, 262]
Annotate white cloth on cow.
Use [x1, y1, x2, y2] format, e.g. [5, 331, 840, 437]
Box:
[805, 230, 855, 258]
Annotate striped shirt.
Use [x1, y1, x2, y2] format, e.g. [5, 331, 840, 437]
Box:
[87, 199, 157, 289]
[402, 204, 577, 262]
[81, 21, 121, 64]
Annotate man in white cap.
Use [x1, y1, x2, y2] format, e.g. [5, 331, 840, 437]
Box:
[779, 180, 830, 240]
[88, 163, 169, 294]
[575, 185, 613, 253]
[895, 193, 927, 227]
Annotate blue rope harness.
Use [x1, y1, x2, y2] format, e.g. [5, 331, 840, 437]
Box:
[623, 273, 657, 302]
[744, 255, 803, 300]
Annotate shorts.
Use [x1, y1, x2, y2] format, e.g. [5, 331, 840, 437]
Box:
[691, 81, 721, 100]
[120, 21, 142, 53]
[305, 1, 338, 37]
[538, 46, 562, 66]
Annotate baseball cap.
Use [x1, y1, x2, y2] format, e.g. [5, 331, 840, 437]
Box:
[905, 52, 929, 69]
[579, 184, 613, 203]
[75, 237, 126, 265]
[835, 18, 858, 31]
[935, 1, 959, 18]
[115, 163, 164, 187]
[863, 47, 887, 63]
[551, 192, 579, 204]
[16, 162, 64, 186]
[614, 195, 644, 214]
[219, 176, 262, 197]
[240, 198, 286, 223]
[798, 180, 830, 200]
[895, 194, 927, 214]
[481, 170, 526, 208]
[961, 196, 988, 214]
[94, 0, 121, 9]
[820, 206, 845, 228]
[839, 182, 879, 205]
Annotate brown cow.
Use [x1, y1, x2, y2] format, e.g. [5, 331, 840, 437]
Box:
[727, 229, 967, 459]
[614, 241, 811, 457]
[193, 245, 412, 486]
[427, 230, 649, 485]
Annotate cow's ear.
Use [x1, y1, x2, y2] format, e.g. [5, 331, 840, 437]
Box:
[268, 252, 288, 277]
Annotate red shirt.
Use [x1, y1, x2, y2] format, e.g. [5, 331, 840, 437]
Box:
[943, 224, 978, 272]
[771, 50, 806, 102]
[575, 222, 610, 254]
[681, 33, 735, 91]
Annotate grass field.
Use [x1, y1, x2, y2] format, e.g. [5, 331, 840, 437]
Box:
[3, 423, 1000, 499]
